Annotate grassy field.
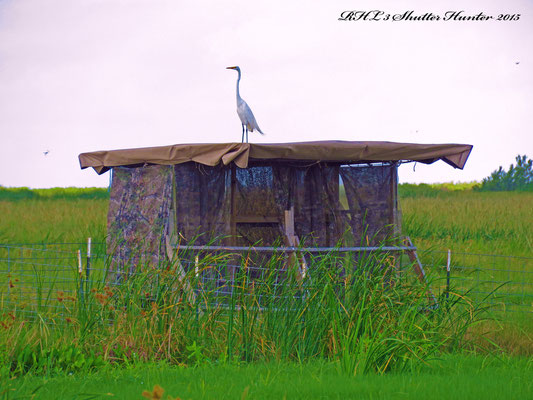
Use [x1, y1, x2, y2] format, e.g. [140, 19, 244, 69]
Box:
[400, 190, 532, 257]
[1, 184, 531, 256]
[0, 198, 107, 244]
[0, 185, 531, 399]
[3, 356, 532, 400]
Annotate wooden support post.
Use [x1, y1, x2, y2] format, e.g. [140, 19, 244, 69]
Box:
[284, 207, 295, 242]
[404, 236, 427, 283]
[165, 235, 196, 303]
[284, 207, 307, 282]
[404, 236, 438, 308]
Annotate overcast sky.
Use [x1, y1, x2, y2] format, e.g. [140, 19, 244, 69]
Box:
[0, 0, 531, 188]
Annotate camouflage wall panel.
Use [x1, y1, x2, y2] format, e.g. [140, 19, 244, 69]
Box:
[107, 165, 173, 281]
[107, 162, 397, 264]
[175, 163, 231, 245]
[291, 164, 341, 246]
[340, 165, 396, 245]
[233, 165, 284, 246]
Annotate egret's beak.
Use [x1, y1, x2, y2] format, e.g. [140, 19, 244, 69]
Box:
[226, 66, 237, 70]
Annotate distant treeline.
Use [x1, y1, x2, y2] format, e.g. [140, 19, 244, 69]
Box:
[0, 186, 109, 201]
[401, 155, 533, 196]
[398, 182, 480, 198]
[2, 161, 531, 201]
[0, 183, 480, 201]
[476, 155, 532, 192]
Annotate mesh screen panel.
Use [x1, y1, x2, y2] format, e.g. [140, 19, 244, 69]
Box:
[173, 162, 396, 247]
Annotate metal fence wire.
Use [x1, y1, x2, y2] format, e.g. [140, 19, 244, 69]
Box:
[419, 250, 533, 313]
[0, 243, 107, 318]
[170, 244, 414, 310]
[0, 243, 532, 318]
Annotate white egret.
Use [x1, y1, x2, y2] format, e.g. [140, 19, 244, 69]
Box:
[226, 66, 264, 143]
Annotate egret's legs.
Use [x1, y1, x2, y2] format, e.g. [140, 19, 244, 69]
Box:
[241, 124, 245, 143]
[246, 128, 249, 143]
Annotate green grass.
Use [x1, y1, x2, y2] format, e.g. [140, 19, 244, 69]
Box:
[0, 185, 531, 398]
[2, 247, 484, 376]
[400, 191, 533, 257]
[1, 185, 532, 256]
[3, 355, 532, 400]
[0, 186, 109, 201]
[398, 182, 481, 197]
[0, 198, 107, 243]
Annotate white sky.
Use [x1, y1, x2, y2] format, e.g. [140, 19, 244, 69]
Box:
[0, 0, 532, 188]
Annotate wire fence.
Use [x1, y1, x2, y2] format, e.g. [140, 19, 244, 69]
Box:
[418, 249, 533, 313]
[0, 243, 104, 318]
[0, 242, 531, 318]
[171, 244, 416, 310]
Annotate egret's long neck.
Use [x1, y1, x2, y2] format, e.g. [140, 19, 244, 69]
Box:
[236, 70, 242, 104]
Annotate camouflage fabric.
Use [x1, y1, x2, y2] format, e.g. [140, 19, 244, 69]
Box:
[106, 162, 397, 273]
[172, 162, 397, 248]
[292, 164, 342, 246]
[233, 164, 343, 246]
[107, 165, 173, 281]
[340, 164, 396, 245]
[174, 163, 231, 245]
[234, 165, 284, 246]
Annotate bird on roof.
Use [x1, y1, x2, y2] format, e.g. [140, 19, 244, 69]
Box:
[226, 66, 264, 143]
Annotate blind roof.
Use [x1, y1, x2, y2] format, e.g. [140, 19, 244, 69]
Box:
[79, 141, 473, 174]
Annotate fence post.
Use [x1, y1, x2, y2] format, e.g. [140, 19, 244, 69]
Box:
[7, 247, 10, 297]
[78, 249, 84, 305]
[86, 237, 91, 294]
[446, 249, 451, 300]
[195, 255, 199, 277]
[20, 247, 23, 302]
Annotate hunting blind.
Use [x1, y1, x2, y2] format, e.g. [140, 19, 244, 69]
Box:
[79, 141, 472, 279]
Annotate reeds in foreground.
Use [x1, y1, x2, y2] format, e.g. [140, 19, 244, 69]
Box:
[0, 243, 492, 377]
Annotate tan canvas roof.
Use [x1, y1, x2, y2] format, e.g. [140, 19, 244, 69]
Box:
[79, 141, 473, 174]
